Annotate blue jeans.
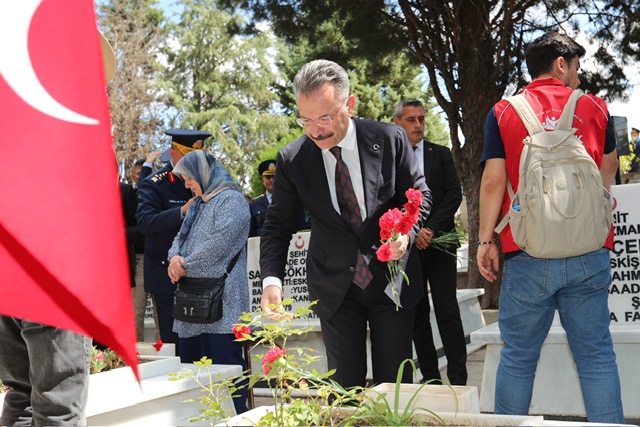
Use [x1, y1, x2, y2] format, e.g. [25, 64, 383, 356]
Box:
[0, 317, 91, 426]
[495, 249, 624, 423]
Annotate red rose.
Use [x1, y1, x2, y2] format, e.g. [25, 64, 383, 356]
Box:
[262, 347, 286, 375]
[405, 188, 423, 204]
[232, 324, 251, 339]
[376, 243, 393, 262]
[152, 340, 163, 352]
[396, 215, 414, 235]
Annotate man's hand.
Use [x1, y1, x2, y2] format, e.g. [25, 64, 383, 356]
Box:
[388, 234, 410, 261]
[261, 285, 293, 320]
[477, 243, 500, 282]
[146, 150, 163, 164]
[415, 227, 434, 250]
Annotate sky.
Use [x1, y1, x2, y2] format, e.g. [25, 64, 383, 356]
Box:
[608, 84, 640, 131]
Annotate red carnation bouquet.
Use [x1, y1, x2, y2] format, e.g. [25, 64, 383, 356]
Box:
[376, 188, 423, 307]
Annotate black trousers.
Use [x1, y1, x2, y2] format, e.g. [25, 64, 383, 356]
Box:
[412, 246, 467, 385]
[320, 281, 415, 390]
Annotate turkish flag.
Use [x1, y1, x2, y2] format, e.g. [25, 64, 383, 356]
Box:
[0, 1, 138, 377]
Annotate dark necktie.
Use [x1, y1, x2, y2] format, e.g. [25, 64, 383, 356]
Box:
[329, 146, 372, 289]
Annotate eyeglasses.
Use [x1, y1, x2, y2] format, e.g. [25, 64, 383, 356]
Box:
[295, 100, 347, 128]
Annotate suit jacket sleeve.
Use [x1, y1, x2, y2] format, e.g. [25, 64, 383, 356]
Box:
[259, 147, 304, 281]
[136, 178, 184, 234]
[139, 165, 153, 183]
[425, 144, 462, 233]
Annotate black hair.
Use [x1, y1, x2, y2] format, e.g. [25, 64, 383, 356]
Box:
[525, 32, 586, 79]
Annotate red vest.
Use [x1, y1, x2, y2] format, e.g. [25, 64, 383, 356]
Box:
[494, 78, 612, 253]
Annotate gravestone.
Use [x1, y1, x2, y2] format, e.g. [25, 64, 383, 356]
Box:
[609, 184, 640, 323]
[246, 232, 317, 319]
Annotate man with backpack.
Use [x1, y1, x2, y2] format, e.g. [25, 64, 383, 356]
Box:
[477, 32, 623, 422]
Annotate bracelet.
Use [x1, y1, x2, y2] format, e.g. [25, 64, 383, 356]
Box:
[477, 239, 496, 245]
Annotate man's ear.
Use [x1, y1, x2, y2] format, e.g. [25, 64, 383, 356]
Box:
[554, 56, 567, 76]
[346, 94, 357, 117]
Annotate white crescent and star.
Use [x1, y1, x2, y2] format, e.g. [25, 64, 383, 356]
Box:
[0, 0, 99, 125]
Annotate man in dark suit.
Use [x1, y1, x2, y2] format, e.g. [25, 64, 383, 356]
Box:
[394, 99, 467, 385]
[260, 60, 432, 389]
[249, 160, 276, 237]
[136, 129, 210, 354]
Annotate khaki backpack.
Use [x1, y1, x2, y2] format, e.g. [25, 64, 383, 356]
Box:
[494, 89, 613, 258]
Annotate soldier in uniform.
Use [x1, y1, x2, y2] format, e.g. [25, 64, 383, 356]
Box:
[136, 129, 210, 355]
[249, 160, 276, 237]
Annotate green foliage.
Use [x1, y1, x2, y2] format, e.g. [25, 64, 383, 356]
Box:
[351, 360, 447, 426]
[162, 0, 295, 190]
[97, 0, 167, 181]
[227, 0, 640, 308]
[248, 127, 305, 198]
[90, 346, 127, 374]
[171, 302, 464, 426]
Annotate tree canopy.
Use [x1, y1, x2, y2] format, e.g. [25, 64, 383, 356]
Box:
[225, 0, 640, 306]
[98, 0, 166, 181]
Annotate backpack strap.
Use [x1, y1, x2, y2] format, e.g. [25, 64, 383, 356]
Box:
[496, 93, 540, 234]
[556, 89, 583, 131]
[494, 182, 515, 234]
[506, 94, 545, 136]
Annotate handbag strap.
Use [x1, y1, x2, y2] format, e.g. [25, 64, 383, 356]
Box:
[222, 248, 243, 279]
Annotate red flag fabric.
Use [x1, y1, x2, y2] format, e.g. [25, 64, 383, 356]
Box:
[0, 0, 138, 377]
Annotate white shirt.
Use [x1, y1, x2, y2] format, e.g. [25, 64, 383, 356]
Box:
[412, 139, 425, 173]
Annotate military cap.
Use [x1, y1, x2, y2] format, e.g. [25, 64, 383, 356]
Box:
[258, 160, 277, 176]
[165, 129, 211, 149]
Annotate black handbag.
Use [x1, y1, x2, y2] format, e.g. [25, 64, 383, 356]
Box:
[172, 250, 241, 324]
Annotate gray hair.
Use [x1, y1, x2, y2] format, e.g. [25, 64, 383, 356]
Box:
[394, 98, 424, 119]
[293, 60, 350, 103]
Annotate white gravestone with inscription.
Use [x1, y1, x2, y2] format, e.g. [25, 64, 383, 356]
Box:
[610, 183, 640, 323]
[246, 232, 317, 319]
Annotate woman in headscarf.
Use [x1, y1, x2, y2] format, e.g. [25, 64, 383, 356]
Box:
[167, 150, 250, 414]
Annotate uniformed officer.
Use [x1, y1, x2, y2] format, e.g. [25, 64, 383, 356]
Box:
[136, 129, 210, 354]
[248, 160, 276, 237]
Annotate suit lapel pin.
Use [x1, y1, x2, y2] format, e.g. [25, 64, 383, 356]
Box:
[373, 144, 380, 151]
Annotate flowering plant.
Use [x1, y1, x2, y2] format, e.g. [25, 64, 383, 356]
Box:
[376, 188, 423, 308]
[169, 301, 454, 426]
[171, 300, 362, 426]
[90, 346, 127, 374]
